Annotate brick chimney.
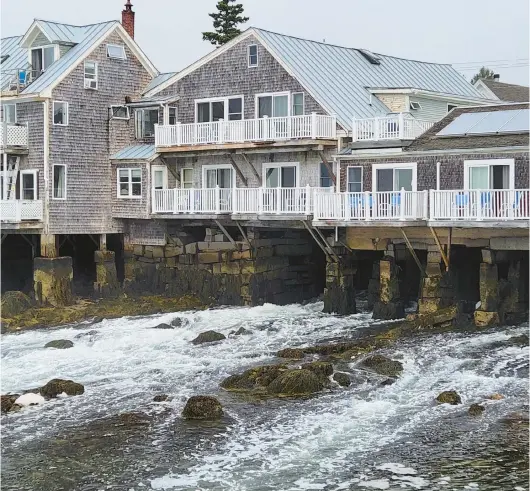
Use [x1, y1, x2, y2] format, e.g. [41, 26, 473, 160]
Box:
[122, 1, 135, 39]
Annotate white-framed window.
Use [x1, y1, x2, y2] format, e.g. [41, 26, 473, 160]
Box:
[135, 108, 159, 138]
[347, 166, 363, 192]
[84, 60, 98, 89]
[151, 165, 168, 190]
[263, 162, 300, 188]
[168, 107, 177, 125]
[181, 168, 193, 189]
[320, 163, 333, 188]
[111, 106, 130, 120]
[31, 45, 56, 73]
[53, 101, 68, 126]
[255, 92, 290, 118]
[118, 168, 142, 198]
[20, 170, 37, 200]
[248, 44, 258, 67]
[202, 164, 235, 189]
[52, 164, 67, 199]
[107, 44, 126, 60]
[292, 92, 304, 116]
[447, 104, 458, 112]
[1, 104, 16, 123]
[464, 159, 514, 190]
[409, 101, 422, 110]
[195, 96, 244, 123]
[372, 163, 417, 192]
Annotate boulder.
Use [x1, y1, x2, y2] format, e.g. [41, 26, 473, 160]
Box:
[1, 394, 20, 413]
[115, 412, 150, 426]
[152, 323, 173, 329]
[488, 393, 504, 400]
[171, 317, 188, 328]
[277, 348, 305, 360]
[436, 390, 462, 405]
[372, 301, 405, 321]
[468, 403, 485, 416]
[1, 291, 32, 317]
[380, 378, 396, 387]
[506, 334, 529, 347]
[332, 372, 351, 387]
[301, 361, 334, 381]
[359, 355, 403, 378]
[221, 364, 286, 392]
[40, 379, 85, 399]
[44, 339, 74, 349]
[89, 316, 104, 325]
[182, 395, 223, 420]
[153, 394, 172, 402]
[267, 369, 324, 397]
[230, 327, 251, 336]
[74, 330, 98, 340]
[191, 330, 226, 345]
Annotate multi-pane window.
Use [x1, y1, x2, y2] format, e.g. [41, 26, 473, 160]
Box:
[320, 163, 333, 188]
[204, 166, 234, 188]
[196, 97, 243, 122]
[2, 104, 16, 123]
[347, 166, 363, 192]
[107, 44, 126, 59]
[292, 93, 304, 116]
[53, 164, 66, 199]
[181, 168, 193, 189]
[168, 107, 177, 125]
[135, 108, 159, 138]
[248, 44, 258, 67]
[118, 168, 142, 198]
[375, 166, 414, 192]
[84, 60, 98, 89]
[20, 170, 37, 200]
[228, 98, 242, 120]
[257, 93, 288, 118]
[53, 101, 68, 126]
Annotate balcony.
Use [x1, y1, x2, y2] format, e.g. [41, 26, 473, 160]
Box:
[0, 123, 29, 149]
[1, 69, 41, 95]
[0, 200, 43, 222]
[352, 113, 434, 142]
[152, 186, 333, 216]
[155, 114, 337, 148]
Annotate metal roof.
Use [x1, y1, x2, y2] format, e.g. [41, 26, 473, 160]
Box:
[254, 28, 488, 129]
[143, 72, 177, 95]
[35, 20, 91, 44]
[111, 144, 157, 160]
[0, 36, 30, 91]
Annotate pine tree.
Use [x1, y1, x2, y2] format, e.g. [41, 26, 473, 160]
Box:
[202, 0, 249, 47]
[471, 66, 496, 84]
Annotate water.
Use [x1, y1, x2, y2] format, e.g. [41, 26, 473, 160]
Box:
[1, 302, 528, 490]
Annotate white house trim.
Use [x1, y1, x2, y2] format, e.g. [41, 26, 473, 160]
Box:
[463, 158, 515, 190]
[254, 91, 291, 118]
[262, 162, 301, 187]
[371, 162, 417, 192]
[472, 79, 500, 101]
[194, 95, 245, 122]
[201, 163, 237, 188]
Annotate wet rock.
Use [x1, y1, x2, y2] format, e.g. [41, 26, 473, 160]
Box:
[153, 394, 171, 402]
[191, 330, 226, 345]
[468, 403, 485, 416]
[436, 390, 462, 405]
[1, 291, 32, 317]
[506, 334, 529, 347]
[372, 301, 405, 321]
[332, 372, 351, 387]
[277, 348, 305, 359]
[301, 361, 334, 381]
[170, 317, 186, 328]
[230, 327, 251, 336]
[359, 355, 403, 378]
[40, 379, 85, 399]
[488, 393, 504, 400]
[267, 369, 324, 397]
[44, 339, 74, 349]
[152, 323, 173, 329]
[404, 306, 458, 330]
[182, 396, 223, 420]
[89, 316, 104, 325]
[115, 412, 150, 426]
[380, 378, 396, 387]
[74, 330, 98, 340]
[305, 338, 378, 357]
[1, 394, 20, 413]
[221, 364, 287, 392]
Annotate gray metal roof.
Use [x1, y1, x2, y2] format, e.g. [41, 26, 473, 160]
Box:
[111, 144, 157, 160]
[254, 28, 488, 129]
[143, 72, 177, 95]
[0, 36, 30, 91]
[35, 20, 92, 44]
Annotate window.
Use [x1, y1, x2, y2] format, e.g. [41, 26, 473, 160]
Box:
[53, 164, 66, 199]
[168, 107, 177, 125]
[248, 44, 258, 67]
[320, 163, 333, 188]
[292, 93, 304, 116]
[263, 163, 299, 188]
[464, 159, 514, 190]
[84, 60, 98, 89]
[20, 170, 37, 200]
[107, 44, 126, 60]
[135, 108, 159, 138]
[347, 166, 363, 192]
[53, 101, 68, 126]
[181, 168, 193, 189]
[256, 92, 289, 118]
[228, 98, 242, 120]
[118, 168, 142, 198]
[2, 104, 16, 123]
[195, 96, 243, 122]
[111, 106, 130, 120]
[409, 101, 421, 110]
[447, 104, 458, 112]
[203, 165, 234, 188]
[31, 46, 55, 74]
[372, 163, 417, 192]
[151, 166, 167, 190]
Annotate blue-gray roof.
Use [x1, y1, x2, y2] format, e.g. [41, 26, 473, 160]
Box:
[34, 20, 92, 44]
[143, 72, 177, 95]
[111, 144, 157, 160]
[0, 36, 30, 91]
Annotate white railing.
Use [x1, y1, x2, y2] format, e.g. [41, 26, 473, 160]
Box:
[352, 113, 434, 141]
[314, 190, 428, 221]
[0, 199, 43, 222]
[0, 123, 29, 148]
[152, 187, 234, 214]
[155, 113, 337, 147]
[430, 189, 530, 221]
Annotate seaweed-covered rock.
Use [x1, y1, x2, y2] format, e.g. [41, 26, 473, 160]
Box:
[44, 339, 74, 349]
[301, 361, 334, 381]
[468, 403, 485, 416]
[1, 291, 32, 317]
[267, 369, 324, 397]
[191, 330, 226, 345]
[1, 394, 20, 413]
[220, 364, 287, 392]
[152, 323, 173, 329]
[153, 394, 171, 402]
[359, 355, 403, 378]
[182, 396, 223, 420]
[332, 372, 351, 387]
[40, 379, 84, 399]
[436, 390, 462, 405]
[277, 348, 305, 359]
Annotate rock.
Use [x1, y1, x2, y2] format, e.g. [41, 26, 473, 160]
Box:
[170, 317, 187, 328]
[231, 327, 251, 336]
[221, 364, 287, 392]
[1, 394, 20, 413]
[488, 393, 504, 400]
[74, 330, 98, 340]
[332, 372, 351, 387]
[191, 330, 226, 345]
[115, 412, 150, 426]
[380, 378, 396, 387]
[1, 291, 32, 317]
[301, 361, 334, 381]
[153, 394, 171, 402]
[372, 301, 405, 321]
[506, 334, 529, 347]
[468, 403, 485, 416]
[152, 323, 173, 329]
[436, 390, 462, 405]
[277, 348, 305, 359]
[267, 369, 324, 397]
[474, 310, 501, 328]
[406, 306, 458, 330]
[40, 379, 84, 399]
[90, 316, 104, 325]
[44, 339, 74, 349]
[182, 395, 223, 420]
[14, 392, 46, 407]
[359, 355, 403, 378]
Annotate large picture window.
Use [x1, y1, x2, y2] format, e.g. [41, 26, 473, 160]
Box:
[372, 163, 416, 192]
[256, 92, 289, 118]
[118, 168, 142, 198]
[195, 96, 243, 123]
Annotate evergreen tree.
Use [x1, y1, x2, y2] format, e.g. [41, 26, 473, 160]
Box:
[471, 66, 496, 84]
[202, 0, 249, 47]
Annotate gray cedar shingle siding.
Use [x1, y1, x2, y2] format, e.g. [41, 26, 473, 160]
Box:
[48, 30, 152, 234]
[111, 161, 150, 218]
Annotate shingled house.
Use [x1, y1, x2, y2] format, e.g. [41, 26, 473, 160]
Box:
[474, 76, 529, 102]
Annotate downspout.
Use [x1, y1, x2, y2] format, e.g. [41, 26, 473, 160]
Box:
[43, 99, 50, 235]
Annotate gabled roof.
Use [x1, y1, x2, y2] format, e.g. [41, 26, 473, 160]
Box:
[111, 144, 157, 161]
[475, 78, 529, 102]
[20, 19, 92, 47]
[146, 27, 490, 129]
[143, 72, 177, 95]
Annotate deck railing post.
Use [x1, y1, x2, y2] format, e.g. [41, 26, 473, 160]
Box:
[173, 188, 177, 214]
[190, 189, 195, 213]
[15, 200, 21, 222]
[352, 118, 357, 142]
[259, 187, 264, 214]
[218, 119, 224, 144]
[263, 115, 269, 141]
[398, 113, 405, 139]
[276, 186, 281, 214]
[429, 189, 435, 220]
[476, 190, 481, 220]
[176, 122, 181, 146]
[374, 117, 379, 141]
[233, 188, 238, 214]
[365, 191, 371, 221]
[305, 184, 311, 215]
[423, 190, 429, 219]
[215, 185, 220, 214]
[311, 112, 317, 139]
[400, 187, 405, 220]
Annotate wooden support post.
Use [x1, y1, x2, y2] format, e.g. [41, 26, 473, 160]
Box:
[317, 150, 336, 185]
[429, 226, 449, 269]
[400, 228, 425, 277]
[240, 153, 262, 186]
[40, 234, 59, 258]
[235, 221, 251, 249]
[214, 219, 237, 249]
[447, 227, 452, 270]
[313, 225, 340, 262]
[100, 233, 107, 251]
[228, 154, 248, 187]
[160, 156, 179, 183]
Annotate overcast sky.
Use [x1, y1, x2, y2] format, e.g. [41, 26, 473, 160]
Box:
[2, 0, 529, 85]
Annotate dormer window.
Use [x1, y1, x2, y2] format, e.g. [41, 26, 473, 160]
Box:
[31, 46, 55, 74]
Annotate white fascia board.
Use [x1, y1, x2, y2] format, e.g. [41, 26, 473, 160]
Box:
[113, 23, 158, 77]
[20, 20, 52, 48]
[0, 94, 49, 103]
[473, 79, 500, 100]
[369, 87, 495, 105]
